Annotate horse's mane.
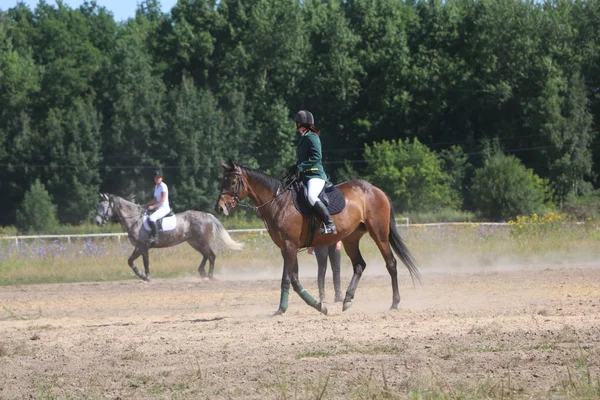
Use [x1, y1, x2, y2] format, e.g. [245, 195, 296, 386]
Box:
[243, 167, 283, 193]
[111, 194, 144, 212]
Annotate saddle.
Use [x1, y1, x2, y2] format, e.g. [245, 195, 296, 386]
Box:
[143, 209, 176, 232]
[289, 180, 346, 217]
[287, 179, 345, 248]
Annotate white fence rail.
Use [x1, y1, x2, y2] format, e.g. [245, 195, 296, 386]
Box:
[0, 222, 512, 247]
[0, 229, 269, 247]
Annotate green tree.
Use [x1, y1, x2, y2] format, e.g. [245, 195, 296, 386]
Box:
[440, 145, 471, 207]
[471, 151, 552, 221]
[99, 29, 166, 199]
[533, 71, 594, 201]
[364, 138, 460, 212]
[160, 0, 221, 86]
[342, 0, 414, 154]
[0, 14, 41, 225]
[25, 1, 103, 109]
[16, 179, 59, 234]
[42, 98, 102, 224]
[246, 99, 296, 175]
[162, 73, 226, 211]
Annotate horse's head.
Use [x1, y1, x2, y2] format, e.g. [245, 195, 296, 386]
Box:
[215, 160, 246, 216]
[95, 193, 115, 226]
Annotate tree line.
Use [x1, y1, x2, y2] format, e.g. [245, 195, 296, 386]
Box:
[1, 0, 599, 231]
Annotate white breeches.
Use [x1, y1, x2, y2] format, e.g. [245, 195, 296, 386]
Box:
[306, 178, 325, 206]
[149, 206, 170, 222]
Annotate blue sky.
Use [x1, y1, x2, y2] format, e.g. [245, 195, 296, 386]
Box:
[1, 0, 178, 22]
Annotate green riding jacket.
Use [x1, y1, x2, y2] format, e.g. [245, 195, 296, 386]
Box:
[295, 131, 327, 180]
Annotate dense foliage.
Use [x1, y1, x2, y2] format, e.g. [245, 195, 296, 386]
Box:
[1, 0, 599, 228]
[471, 151, 552, 220]
[15, 179, 59, 233]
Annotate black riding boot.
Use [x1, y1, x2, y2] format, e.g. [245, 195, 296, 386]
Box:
[314, 201, 337, 235]
[148, 220, 159, 246]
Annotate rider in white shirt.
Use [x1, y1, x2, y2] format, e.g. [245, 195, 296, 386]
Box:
[146, 170, 170, 246]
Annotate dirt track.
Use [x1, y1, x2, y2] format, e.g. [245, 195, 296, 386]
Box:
[1, 263, 599, 399]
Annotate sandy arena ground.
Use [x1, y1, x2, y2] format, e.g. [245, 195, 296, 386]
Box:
[1, 262, 599, 399]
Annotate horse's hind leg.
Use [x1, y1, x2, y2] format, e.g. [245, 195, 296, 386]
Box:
[198, 256, 208, 279]
[128, 247, 149, 281]
[365, 219, 401, 310]
[341, 231, 367, 312]
[188, 240, 216, 280]
[206, 248, 217, 279]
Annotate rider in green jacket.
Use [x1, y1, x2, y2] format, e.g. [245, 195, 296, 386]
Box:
[293, 110, 337, 235]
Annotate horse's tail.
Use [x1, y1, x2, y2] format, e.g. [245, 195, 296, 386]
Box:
[388, 204, 421, 285]
[207, 214, 245, 251]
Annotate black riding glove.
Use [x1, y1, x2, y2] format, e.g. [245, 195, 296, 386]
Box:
[286, 164, 298, 176]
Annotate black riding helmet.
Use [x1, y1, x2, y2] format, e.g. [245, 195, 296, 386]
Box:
[154, 169, 164, 178]
[294, 110, 314, 126]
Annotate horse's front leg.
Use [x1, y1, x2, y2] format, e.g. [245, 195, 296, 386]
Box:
[142, 251, 150, 281]
[273, 245, 326, 316]
[291, 255, 328, 315]
[128, 247, 149, 281]
[273, 259, 291, 316]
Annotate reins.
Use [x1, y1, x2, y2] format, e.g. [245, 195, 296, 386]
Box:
[110, 197, 145, 237]
[239, 177, 296, 212]
[224, 168, 296, 213]
[222, 170, 311, 253]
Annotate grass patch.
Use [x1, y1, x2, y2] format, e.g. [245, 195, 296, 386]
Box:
[560, 355, 600, 399]
[296, 349, 333, 359]
[528, 344, 560, 351]
[0, 342, 8, 357]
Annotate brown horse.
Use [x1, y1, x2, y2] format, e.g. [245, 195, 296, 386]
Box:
[215, 161, 420, 315]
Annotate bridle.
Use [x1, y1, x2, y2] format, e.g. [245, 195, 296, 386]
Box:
[97, 196, 143, 229]
[220, 167, 244, 209]
[220, 166, 296, 213]
[96, 196, 114, 224]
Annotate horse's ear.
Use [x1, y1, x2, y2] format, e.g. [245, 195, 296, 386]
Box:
[226, 158, 240, 169]
[221, 161, 230, 170]
[100, 193, 108, 200]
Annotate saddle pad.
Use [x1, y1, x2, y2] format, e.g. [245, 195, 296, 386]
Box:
[143, 214, 177, 232]
[291, 181, 346, 217]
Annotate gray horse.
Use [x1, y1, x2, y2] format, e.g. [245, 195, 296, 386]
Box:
[95, 193, 243, 281]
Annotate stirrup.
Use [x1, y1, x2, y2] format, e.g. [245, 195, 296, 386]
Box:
[320, 223, 337, 235]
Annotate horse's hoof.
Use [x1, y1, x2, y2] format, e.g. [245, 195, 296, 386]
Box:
[390, 304, 400, 312]
[272, 308, 285, 317]
[317, 302, 328, 316]
[343, 301, 352, 311]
